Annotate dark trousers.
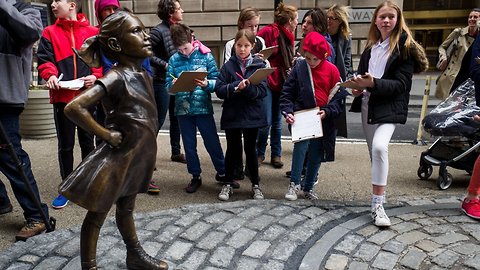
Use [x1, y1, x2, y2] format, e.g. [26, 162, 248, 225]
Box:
[53, 103, 94, 180]
[169, 96, 182, 156]
[0, 110, 49, 221]
[225, 128, 259, 185]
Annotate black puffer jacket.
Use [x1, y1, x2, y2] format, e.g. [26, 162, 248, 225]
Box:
[150, 20, 176, 83]
[350, 33, 417, 124]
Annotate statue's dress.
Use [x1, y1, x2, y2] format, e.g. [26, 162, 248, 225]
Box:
[59, 69, 158, 212]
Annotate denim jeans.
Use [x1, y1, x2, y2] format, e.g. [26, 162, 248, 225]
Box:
[177, 114, 225, 177]
[0, 110, 49, 221]
[257, 89, 282, 158]
[290, 138, 323, 192]
[153, 80, 170, 130]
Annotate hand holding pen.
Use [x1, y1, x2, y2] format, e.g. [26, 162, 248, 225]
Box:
[282, 111, 294, 124]
[46, 73, 63, 90]
[234, 72, 249, 92]
[169, 73, 177, 84]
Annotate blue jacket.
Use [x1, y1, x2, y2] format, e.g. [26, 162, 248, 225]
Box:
[215, 55, 267, 130]
[280, 59, 348, 162]
[166, 48, 219, 116]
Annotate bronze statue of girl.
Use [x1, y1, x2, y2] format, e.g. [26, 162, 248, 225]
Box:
[60, 11, 168, 270]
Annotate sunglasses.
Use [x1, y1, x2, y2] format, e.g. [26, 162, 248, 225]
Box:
[327, 16, 339, 21]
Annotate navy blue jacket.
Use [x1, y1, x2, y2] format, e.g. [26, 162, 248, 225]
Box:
[280, 59, 348, 161]
[215, 55, 268, 130]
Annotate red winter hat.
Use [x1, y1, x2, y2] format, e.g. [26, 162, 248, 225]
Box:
[302, 32, 330, 60]
[95, 0, 120, 24]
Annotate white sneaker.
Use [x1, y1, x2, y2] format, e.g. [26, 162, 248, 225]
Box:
[252, 185, 264, 200]
[304, 190, 319, 200]
[285, 182, 301, 201]
[218, 185, 232, 201]
[372, 204, 391, 227]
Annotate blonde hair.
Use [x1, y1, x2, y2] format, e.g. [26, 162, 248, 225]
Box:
[327, 4, 351, 38]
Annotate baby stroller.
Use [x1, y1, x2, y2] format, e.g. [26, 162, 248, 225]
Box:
[419, 79, 480, 189]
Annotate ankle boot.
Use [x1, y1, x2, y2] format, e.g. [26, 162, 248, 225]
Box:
[126, 244, 168, 270]
[81, 259, 97, 270]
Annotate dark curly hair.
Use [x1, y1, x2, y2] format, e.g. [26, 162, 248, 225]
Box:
[156, 0, 180, 21]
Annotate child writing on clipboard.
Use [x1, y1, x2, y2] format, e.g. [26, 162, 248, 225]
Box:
[215, 29, 268, 201]
[280, 32, 348, 200]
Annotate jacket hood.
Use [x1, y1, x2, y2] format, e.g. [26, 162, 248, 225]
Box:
[95, 0, 120, 24]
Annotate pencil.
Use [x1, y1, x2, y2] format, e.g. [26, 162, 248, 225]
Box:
[235, 72, 244, 80]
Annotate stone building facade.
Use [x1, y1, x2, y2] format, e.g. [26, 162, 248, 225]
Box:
[31, 0, 478, 70]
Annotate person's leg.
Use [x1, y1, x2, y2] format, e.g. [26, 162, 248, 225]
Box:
[225, 128, 242, 183]
[153, 80, 170, 131]
[53, 103, 75, 180]
[243, 128, 259, 186]
[80, 211, 108, 269]
[256, 88, 272, 163]
[285, 140, 309, 201]
[177, 115, 200, 177]
[169, 96, 185, 162]
[462, 156, 480, 218]
[0, 111, 49, 222]
[370, 123, 396, 227]
[303, 139, 322, 199]
[77, 123, 94, 160]
[270, 91, 283, 168]
[117, 195, 168, 269]
[196, 114, 225, 175]
[0, 180, 12, 212]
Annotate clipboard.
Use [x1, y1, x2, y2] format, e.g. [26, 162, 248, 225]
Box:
[247, 68, 276, 85]
[169, 71, 208, 93]
[258, 45, 278, 59]
[291, 107, 323, 143]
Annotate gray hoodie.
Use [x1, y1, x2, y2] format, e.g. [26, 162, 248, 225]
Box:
[0, 0, 42, 108]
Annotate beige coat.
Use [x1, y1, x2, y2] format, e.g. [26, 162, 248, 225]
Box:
[435, 27, 476, 100]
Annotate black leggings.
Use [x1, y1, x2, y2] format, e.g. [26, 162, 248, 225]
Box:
[225, 128, 259, 185]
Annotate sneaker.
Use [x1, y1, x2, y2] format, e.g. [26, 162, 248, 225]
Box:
[271, 156, 284, 168]
[147, 181, 160, 194]
[285, 182, 301, 201]
[304, 190, 319, 200]
[185, 176, 202, 193]
[461, 198, 480, 219]
[215, 173, 240, 189]
[371, 204, 391, 227]
[218, 184, 232, 201]
[52, 195, 69, 209]
[252, 185, 264, 200]
[171, 154, 187, 163]
[15, 220, 46, 241]
[0, 203, 13, 215]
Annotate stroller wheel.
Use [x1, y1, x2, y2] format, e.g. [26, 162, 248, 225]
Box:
[417, 165, 433, 180]
[437, 172, 453, 190]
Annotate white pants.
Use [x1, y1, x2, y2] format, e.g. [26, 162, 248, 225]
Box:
[361, 96, 396, 186]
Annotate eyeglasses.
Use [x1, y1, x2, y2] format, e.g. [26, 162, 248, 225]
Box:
[327, 16, 339, 21]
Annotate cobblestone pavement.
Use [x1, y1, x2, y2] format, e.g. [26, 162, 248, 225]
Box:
[1, 196, 479, 270]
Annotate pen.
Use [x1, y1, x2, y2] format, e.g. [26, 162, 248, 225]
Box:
[57, 73, 63, 83]
[169, 73, 176, 79]
[235, 72, 244, 80]
[281, 111, 288, 117]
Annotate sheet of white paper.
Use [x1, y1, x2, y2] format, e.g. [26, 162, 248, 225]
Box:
[291, 107, 323, 143]
[59, 79, 84, 90]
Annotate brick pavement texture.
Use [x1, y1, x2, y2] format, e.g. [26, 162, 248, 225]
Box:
[1, 197, 480, 270]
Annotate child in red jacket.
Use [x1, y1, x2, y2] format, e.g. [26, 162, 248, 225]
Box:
[37, 0, 102, 210]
